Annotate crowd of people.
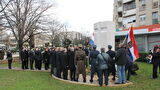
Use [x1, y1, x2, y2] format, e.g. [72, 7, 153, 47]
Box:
[4, 43, 160, 86]
[5, 44, 135, 86]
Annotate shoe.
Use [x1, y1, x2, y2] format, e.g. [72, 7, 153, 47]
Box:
[83, 79, 86, 83]
[115, 82, 121, 84]
[75, 79, 78, 82]
[90, 79, 93, 83]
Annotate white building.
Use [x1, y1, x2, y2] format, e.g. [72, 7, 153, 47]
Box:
[94, 21, 115, 51]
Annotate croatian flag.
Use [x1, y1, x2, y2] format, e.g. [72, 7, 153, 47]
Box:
[126, 26, 139, 62]
[89, 32, 95, 46]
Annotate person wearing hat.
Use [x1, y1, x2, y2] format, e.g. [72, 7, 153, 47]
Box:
[89, 45, 100, 83]
[106, 45, 116, 80]
[75, 44, 86, 82]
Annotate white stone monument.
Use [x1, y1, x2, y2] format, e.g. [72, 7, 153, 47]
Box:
[94, 21, 115, 51]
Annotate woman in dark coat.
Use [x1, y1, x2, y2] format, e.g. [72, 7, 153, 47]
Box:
[6, 50, 13, 69]
[151, 46, 160, 79]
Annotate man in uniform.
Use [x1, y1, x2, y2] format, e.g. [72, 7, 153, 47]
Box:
[89, 45, 99, 83]
[74, 44, 86, 82]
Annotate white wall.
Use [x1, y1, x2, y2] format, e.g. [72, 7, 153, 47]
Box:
[94, 21, 115, 51]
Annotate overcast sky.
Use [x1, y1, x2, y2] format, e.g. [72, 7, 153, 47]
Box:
[54, 0, 114, 35]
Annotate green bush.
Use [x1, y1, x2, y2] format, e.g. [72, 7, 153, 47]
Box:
[11, 48, 19, 53]
[136, 52, 149, 62]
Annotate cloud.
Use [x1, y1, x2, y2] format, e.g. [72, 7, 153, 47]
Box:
[55, 0, 113, 33]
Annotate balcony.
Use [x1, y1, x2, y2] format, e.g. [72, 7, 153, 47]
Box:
[123, 0, 134, 3]
[118, 7, 123, 12]
[118, 17, 122, 22]
[123, 9, 136, 17]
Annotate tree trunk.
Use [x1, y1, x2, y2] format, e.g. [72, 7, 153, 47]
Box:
[29, 35, 35, 49]
[18, 41, 23, 62]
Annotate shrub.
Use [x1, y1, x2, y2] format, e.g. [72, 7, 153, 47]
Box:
[136, 52, 149, 62]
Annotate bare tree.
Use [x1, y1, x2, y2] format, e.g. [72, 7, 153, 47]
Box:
[44, 19, 64, 46]
[0, 0, 12, 13]
[0, 0, 52, 55]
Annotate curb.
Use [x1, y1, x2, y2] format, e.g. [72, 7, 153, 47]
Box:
[51, 75, 133, 87]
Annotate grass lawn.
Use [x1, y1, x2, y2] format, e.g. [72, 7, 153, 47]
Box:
[0, 62, 160, 90]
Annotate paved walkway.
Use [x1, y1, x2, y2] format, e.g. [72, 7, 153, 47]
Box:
[0, 67, 133, 87]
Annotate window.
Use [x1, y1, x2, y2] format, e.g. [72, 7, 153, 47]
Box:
[139, 0, 146, 11]
[140, 0, 145, 5]
[152, 12, 159, 24]
[100, 27, 107, 30]
[139, 14, 146, 21]
[152, 12, 158, 19]
[94, 28, 98, 31]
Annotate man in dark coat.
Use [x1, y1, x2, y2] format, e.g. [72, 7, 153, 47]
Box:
[89, 45, 99, 83]
[68, 47, 76, 81]
[28, 48, 35, 70]
[55, 47, 61, 78]
[106, 45, 116, 80]
[50, 48, 56, 75]
[35, 48, 43, 70]
[75, 45, 86, 82]
[20, 48, 28, 69]
[115, 44, 127, 84]
[59, 48, 69, 80]
[25, 48, 29, 69]
[43, 48, 50, 70]
[6, 50, 13, 69]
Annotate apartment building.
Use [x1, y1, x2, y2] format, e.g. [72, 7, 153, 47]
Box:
[114, 0, 160, 30]
[114, 0, 160, 52]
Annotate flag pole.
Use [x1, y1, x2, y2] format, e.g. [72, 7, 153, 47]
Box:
[122, 24, 133, 45]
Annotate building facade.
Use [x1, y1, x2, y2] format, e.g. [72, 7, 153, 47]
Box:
[94, 21, 115, 51]
[114, 0, 160, 52]
[114, 0, 160, 30]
